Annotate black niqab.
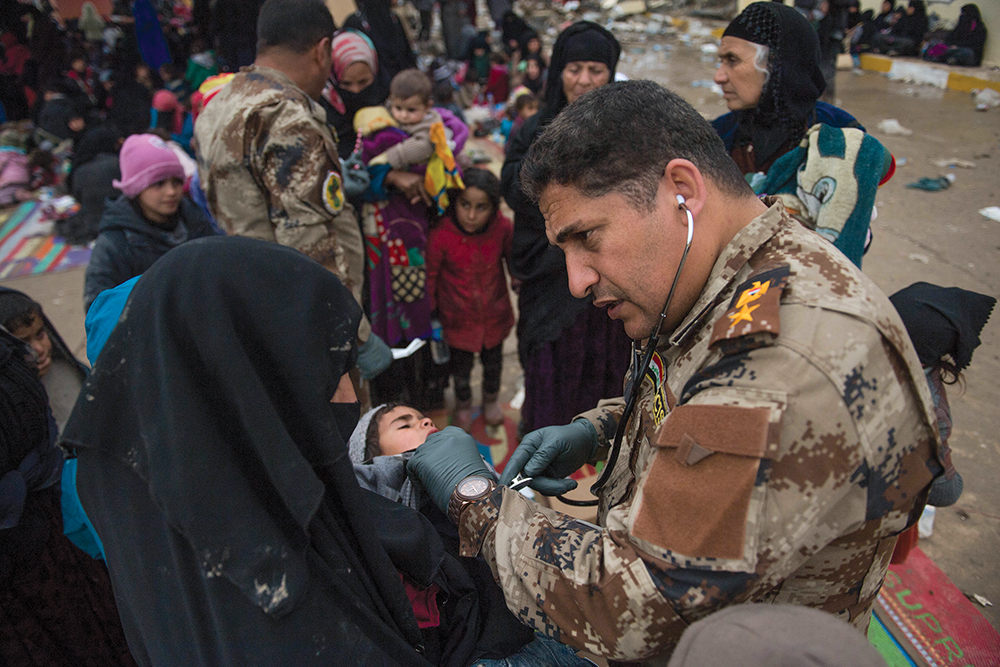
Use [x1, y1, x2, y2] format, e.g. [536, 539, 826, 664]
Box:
[889, 282, 995, 371]
[61, 236, 432, 665]
[724, 2, 827, 168]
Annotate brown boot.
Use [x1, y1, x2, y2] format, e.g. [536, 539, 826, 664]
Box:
[453, 398, 474, 432]
[482, 392, 504, 427]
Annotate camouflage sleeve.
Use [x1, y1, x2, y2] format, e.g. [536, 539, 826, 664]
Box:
[252, 101, 365, 305]
[460, 313, 930, 660]
[577, 397, 625, 462]
[459, 486, 740, 661]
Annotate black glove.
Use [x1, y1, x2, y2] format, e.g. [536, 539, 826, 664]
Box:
[356, 333, 393, 380]
[498, 420, 598, 496]
[407, 426, 491, 513]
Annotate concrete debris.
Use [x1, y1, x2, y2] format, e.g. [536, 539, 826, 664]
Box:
[973, 87, 1000, 111]
[978, 206, 1000, 223]
[610, 0, 647, 17]
[907, 253, 930, 263]
[932, 158, 976, 169]
[876, 119, 913, 136]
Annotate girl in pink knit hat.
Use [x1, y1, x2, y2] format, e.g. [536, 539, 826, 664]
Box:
[83, 134, 217, 312]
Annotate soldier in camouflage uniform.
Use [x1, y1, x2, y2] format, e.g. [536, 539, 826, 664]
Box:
[407, 81, 943, 665]
[193, 0, 371, 342]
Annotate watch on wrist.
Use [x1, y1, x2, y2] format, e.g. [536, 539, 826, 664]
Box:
[447, 474, 496, 525]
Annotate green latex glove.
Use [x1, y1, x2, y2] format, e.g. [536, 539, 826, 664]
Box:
[407, 426, 491, 513]
[498, 420, 599, 496]
[356, 333, 393, 380]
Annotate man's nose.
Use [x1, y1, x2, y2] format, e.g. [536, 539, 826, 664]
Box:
[713, 65, 727, 84]
[565, 252, 599, 299]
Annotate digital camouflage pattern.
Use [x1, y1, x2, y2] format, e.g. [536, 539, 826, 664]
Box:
[459, 200, 941, 665]
[193, 66, 368, 337]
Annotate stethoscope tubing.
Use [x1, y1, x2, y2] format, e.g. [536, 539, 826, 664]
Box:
[556, 197, 695, 507]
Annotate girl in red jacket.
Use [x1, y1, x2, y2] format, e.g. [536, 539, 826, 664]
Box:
[426, 168, 515, 431]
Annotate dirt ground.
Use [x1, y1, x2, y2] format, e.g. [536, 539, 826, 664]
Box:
[3, 22, 998, 631]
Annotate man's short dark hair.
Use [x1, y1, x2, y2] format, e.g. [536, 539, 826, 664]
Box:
[256, 0, 335, 55]
[521, 80, 752, 211]
[390, 69, 433, 104]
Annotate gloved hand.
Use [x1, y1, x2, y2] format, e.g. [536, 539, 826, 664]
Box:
[498, 420, 599, 496]
[407, 426, 491, 513]
[356, 333, 393, 380]
[341, 150, 371, 197]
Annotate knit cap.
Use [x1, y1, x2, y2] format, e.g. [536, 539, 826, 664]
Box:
[349, 404, 386, 463]
[112, 134, 184, 198]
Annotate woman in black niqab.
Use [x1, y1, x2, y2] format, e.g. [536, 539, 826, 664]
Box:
[60, 236, 435, 666]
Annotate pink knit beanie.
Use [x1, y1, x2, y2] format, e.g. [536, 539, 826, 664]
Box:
[112, 134, 184, 198]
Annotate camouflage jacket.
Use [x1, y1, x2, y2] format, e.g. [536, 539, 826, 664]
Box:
[193, 66, 368, 336]
[459, 201, 941, 664]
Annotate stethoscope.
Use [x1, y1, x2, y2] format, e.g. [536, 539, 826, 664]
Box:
[509, 194, 695, 507]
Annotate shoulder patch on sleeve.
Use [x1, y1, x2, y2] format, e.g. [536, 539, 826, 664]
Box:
[710, 264, 790, 352]
[323, 170, 345, 214]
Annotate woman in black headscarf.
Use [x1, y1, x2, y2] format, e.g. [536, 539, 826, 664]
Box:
[61, 124, 123, 245]
[501, 22, 630, 435]
[924, 4, 987, 66]
[61, 236, 535, 667]
[872, 0, 928, 56]
[711, 1, 852, 175]
[0, 328, 136, 666]
[887, 282, 994, 561]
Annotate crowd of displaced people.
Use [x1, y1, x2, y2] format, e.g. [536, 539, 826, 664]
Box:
[0, 0, 996, 665]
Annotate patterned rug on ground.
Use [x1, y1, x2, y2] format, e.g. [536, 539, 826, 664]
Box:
[869, 546, 999, 667]
[0, 201, 91, 279]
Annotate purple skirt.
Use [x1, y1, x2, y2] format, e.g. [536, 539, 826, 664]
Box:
[521, 306, 632, 432]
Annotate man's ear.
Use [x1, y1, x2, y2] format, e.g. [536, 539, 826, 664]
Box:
[663, 159, 707, 218]
[314, 36, 332, 67]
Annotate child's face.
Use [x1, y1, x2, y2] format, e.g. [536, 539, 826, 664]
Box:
[71, 58, 86, 73]
[526, 38, 540, 54]
[455, 186, 494, 234]
[12, 313, 52, 377]
[526, 59, 541, 79]
[137, 177, 184, 225]
[519, 101, 539, 120]
[473, 48, 486, 58]
[390, 95, 430, 126]
[378, 406, 438, 456]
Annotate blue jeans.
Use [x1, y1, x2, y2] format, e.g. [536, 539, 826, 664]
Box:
[470, 634, 596, 667]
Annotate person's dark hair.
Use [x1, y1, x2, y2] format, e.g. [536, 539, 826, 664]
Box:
[0, 291, 42, 333]
[453, 168, 501, 219]
[521, 80, 752, 211]
[256, 0, 335, 55]
[514, 91, 538, 115]
[433, 80, 454, 105]
[390, 68, 432, 103]
[0, 331, 50, 464]
[159, 62, 180, 80]
[364, 401, 403, 461]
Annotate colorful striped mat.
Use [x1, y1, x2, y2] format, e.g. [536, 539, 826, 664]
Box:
[871, 547, 999, 667]
[0, 201, 92, 280]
